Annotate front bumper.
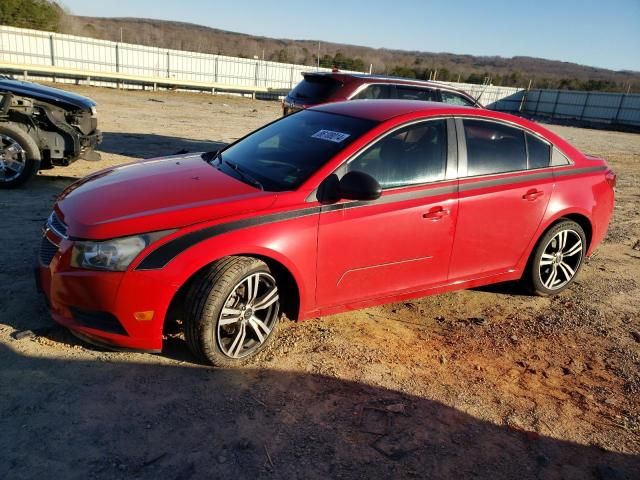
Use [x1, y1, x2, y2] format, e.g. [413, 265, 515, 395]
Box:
[35, 227, 173, 352]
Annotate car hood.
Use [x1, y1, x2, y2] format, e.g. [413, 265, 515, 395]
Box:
[55, 154, 276, 239]
[0, 78, 96, 110]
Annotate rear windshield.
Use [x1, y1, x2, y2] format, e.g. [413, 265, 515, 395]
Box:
[289, 76, 343, 102]
[213, 110, 377, 191]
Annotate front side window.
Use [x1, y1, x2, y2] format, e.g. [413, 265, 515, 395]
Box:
[441, 91, 475, 107]
[396, 86, 438, 102]
[347, 120, 447, 189]
[352, 84, 392, 100]
[463, 119, 527, 176]
[214, 110, 376, 191]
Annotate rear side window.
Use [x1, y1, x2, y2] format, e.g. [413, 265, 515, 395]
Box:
[396, 86, 438, 102]
[347, 120, 448, 188]
[289, 76, 342, 102]
[352, 84, 392, 100]
[463, 119, 527, 176]
[526, 133, 551, 169]
[441, 91, 475, 106]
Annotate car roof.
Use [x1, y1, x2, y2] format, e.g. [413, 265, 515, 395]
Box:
[304, 71, 473, 94]
[311, 99, 475, 122]
[310, 99, 584, 160]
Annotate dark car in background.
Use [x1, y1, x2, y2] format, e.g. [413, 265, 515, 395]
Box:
[282, 72, 481, 116]
[0, 77, 102, 188]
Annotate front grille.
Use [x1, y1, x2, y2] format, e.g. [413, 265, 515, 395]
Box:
[39, 237, 58, 265]
[48, 212, 68, 238]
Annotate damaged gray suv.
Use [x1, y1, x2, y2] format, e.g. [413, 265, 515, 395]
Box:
[0, 77, 102, 188]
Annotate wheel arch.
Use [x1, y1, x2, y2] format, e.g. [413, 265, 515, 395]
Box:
[560, 213, 593, 250]
[521, 209, 593, 273]
[164, 250, 303, 335]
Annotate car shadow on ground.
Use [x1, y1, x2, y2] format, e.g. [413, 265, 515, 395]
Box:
[99, 132, 227, 159]
[471, 280, 533, 296]
[0, 343, 638, 480]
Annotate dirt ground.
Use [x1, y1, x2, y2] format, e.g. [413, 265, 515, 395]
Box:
[1, 85, 639, 480]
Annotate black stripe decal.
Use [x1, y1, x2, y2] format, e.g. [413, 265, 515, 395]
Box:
[136, 206, 321, 270]
[137, 186, 459, 270]
[321, 184, 458, 212]
[458, 165, 607, 192]
[459, 171, 553, 192]
[137, 166, 606, 270]
[553, 165, 608, 177]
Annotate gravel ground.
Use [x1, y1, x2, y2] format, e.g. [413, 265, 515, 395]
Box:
[1, 85, 639, 479]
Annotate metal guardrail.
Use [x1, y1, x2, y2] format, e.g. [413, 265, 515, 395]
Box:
[0, 62, 272, 97]
[0, 25, 359, 96]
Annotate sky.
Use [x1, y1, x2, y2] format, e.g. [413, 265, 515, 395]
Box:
[60, 0, 640, 72]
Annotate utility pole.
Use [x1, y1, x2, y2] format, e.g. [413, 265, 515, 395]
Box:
[120, 27, 123, 43]
[317, 41, 320, 70]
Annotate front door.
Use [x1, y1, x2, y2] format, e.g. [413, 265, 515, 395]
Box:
[316, 119, 458, 308]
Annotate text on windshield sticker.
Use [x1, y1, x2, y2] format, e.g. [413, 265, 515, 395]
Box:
[311, 130, 351, 143]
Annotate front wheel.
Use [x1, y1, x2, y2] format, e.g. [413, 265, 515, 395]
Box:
[0, 123, 41, 188]
[526, 220, 587, 296]
[185, 257, 281, 367]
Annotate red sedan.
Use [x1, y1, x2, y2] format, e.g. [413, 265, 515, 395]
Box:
[37, 101, 616, 366]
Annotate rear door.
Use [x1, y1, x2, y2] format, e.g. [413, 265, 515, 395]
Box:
[316, 118, 458, 307]
[448, 118, 554, 280]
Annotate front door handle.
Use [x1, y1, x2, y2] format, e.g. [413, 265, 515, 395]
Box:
[423, 206, 449, 221]
[522, 189, 544, 201]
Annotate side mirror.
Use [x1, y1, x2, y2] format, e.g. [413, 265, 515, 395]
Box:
[338, 170, 382, 201]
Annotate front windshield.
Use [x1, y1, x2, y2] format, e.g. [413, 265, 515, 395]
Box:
[212, 110, 377, 191]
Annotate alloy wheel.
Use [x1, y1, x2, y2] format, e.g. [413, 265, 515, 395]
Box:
[217, 272, 280, 358]
[538, 229, 583, 291]
[0, 134, 26, 183]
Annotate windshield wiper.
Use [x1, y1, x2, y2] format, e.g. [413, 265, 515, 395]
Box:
[222, 158, 264, 191]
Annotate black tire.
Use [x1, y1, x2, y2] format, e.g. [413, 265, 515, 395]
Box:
[0, 122, 41, 188]
[185, 256, 281, 367]
[524, 219, 587, 296]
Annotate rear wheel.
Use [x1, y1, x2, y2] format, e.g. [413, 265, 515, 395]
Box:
[0, 123, 41, 188]
[526, 220, 586, 296]
[185, 257, 281, 367]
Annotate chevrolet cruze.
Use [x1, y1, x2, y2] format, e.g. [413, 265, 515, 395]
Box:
[36, 101, 616, 366]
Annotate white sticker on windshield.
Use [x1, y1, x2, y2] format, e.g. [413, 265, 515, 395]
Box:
[311, 129, 351, 143]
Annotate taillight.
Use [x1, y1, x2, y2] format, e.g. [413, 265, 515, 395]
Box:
[605, 169, 617, 189]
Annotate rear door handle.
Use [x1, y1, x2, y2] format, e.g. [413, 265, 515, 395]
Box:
[423, 206, 449, 220]
[522, 189, 544, 201]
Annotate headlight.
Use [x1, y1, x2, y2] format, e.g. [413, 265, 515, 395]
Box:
[90, 106, 97, 117]
[71, 231, 173, 271]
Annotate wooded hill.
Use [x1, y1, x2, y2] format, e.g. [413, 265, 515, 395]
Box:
[1, 0, 637, 92]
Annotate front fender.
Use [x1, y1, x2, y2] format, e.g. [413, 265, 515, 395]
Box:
[123, 213, 320, 331]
